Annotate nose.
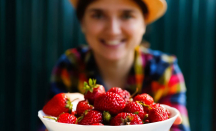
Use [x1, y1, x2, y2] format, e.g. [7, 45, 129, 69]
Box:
[105, 18, 121, 36]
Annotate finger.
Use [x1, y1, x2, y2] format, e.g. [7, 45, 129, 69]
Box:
[173, 111, 182, 125]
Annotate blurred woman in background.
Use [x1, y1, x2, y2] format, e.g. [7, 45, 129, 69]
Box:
[45, 0, 190, 130]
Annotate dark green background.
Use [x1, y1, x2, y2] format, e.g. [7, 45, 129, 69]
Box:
[0, 0, 215, 131]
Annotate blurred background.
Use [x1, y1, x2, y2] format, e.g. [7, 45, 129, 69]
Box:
[0, 0, 215, 131]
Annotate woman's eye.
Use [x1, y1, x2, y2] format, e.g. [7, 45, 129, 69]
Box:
[92, 13, 104, 19]
[121, 13, 133, 20]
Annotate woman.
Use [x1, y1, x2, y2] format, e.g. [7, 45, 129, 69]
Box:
[45, 0, 190, 130]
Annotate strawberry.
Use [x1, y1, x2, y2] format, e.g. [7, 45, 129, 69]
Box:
[94, 92, 126, 115]
[151, 103, 170, 116]
[148, 105, 169, 122]
[71, 111, 77, 116]
[133, 93, 154, 115]
[124, 101, 146, 120]
[76, 100, 94, 116]
[107, 87, 131, 102]
[57, 113, 77, 124]
[43, 93, 73, 117]
[84, 79, 105, 104]
[44, 113, 77, 124]
[133, 93, 154, 105]
[110, 113, 143, 125]
[78, 110, 103, 125]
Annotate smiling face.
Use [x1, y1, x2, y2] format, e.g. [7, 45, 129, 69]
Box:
[81, 0, 146, 61]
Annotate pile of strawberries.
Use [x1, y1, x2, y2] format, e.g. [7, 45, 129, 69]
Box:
[43, 79, 170, 125]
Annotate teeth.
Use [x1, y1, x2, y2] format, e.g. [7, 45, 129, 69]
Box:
[106, 40, 121, 45]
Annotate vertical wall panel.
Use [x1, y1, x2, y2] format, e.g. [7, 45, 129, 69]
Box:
[188, 0, 200, 130]
[46, 0, 60, 77]
[176, 0, 187, 63]
[200, 0, 216, 131]
[163, 0, 179, 53]
[148, 18, 165, 50]
[0, 0, 6, 130]
[15, 0, 23, 130]
[62, 0, 75, 51]
[30, 0, 45, 130]
[15, 0, 32, 130]
[176, 0, 193, 77]
[30, 0, 38, 129]
[36, 1, 51, 128]
[3, 0, 17, 130]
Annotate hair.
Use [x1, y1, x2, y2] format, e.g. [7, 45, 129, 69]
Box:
[76, 0, 149, 21]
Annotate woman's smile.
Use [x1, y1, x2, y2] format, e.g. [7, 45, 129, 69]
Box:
[100, 38, 126, 48]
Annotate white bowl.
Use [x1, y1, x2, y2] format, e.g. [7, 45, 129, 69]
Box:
[38, 104, 179, 131]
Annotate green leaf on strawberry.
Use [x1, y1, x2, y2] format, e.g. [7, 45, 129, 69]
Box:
[83, 78, 97, 93]
[134, 111, 139, 115]
[65, 99, 73, 113]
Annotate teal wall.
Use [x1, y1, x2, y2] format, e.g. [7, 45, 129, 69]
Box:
[0, 0, 215, 131]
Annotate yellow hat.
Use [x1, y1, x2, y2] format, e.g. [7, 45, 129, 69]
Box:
[69, 0, 167, 24]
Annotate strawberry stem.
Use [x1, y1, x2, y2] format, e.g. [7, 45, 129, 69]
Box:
[138, 101, 152, 110]
[71, 98, 79, 102]
[76, 114, 84, 124]
[130, 87, 138, 98]
[43, 116, 57, 121]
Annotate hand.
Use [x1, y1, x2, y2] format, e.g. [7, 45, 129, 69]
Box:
[173, 110, 182, 125]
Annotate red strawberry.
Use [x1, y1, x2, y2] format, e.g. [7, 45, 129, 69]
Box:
[71, 111, 77, 116]
[94, 92, 126, 115]
[124, 101, 146, 120]
[148, 105, 169, 122]
[78, 110, 103, 125]
[84, 79, 105, 104]
[110, 113, 143, 125]
[133, 93, 154, 105]
[44, 113, 77, 124]
[43, 93, 73, 117]
[92, 123, 104, 125]
[166, 108, 171, 117]
[151, 103, 170, 117]
[76, 100, 94, 116]
[108, 87, 131, 102]
[57, 113, 77, 124]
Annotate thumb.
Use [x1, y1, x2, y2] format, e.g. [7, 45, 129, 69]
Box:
[173, 111, 182, 125]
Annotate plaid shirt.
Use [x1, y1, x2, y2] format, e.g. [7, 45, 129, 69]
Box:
[48, 45, 190, 131]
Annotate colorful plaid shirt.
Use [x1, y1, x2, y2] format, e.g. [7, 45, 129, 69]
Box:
[48, 45, 190, 131]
